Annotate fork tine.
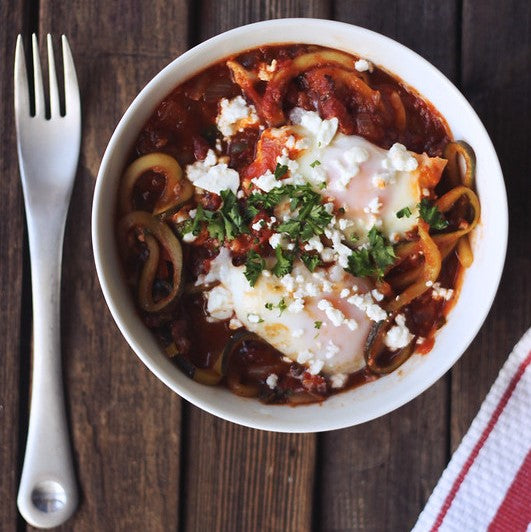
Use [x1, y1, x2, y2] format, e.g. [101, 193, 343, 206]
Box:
[47, 34, 61, 117]
[14, 35, 30, 118]
[61, 36, 80, 117]
[31, 34, 45, 117]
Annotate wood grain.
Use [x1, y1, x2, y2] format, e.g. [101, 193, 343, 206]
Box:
[318, 2, 459, 530]
[451, 0, 531, 449]
[27, 1, 189, 530]
[182, 3, 330, 532]
[0, 3, 33, 531]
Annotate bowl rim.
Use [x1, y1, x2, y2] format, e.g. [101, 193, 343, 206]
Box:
[92, 18, 508, 432]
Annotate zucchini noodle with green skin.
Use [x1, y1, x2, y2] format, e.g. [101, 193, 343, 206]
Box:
[116, 44, 482, 403]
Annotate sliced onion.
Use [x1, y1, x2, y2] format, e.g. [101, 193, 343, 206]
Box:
[120, 152, 193, 216]
[118, 211, 183, 312]
[365, 316, 416, 374]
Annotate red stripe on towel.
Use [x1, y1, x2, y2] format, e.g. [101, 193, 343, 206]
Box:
[431, 351, 531, 531]
[488, 449, 531, 532]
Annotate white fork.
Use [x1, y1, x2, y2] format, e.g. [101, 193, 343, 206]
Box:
[14, 34, 81, 528]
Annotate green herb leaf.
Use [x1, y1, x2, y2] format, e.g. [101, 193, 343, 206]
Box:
[264, 298, 287, 316]
[310, 160, 321, 168]
[272, 246, 294, 277]
[314, 321, 322, 329]
[418, 199, 449, 230]
[244, 250, 265, 286]
[264, 302, 274, 310]
[396, 206, 412, 219]
[301, 252, 321, 272]
[346, 227, 396, 278]
[274, 163, 288, 179]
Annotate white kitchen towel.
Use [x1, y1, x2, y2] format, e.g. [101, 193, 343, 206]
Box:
[413, 328, 531, 532]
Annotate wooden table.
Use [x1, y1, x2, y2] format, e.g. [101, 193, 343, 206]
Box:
[1, 1, 529, 530]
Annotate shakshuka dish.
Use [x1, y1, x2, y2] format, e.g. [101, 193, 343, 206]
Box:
[116, 44, 480, 404]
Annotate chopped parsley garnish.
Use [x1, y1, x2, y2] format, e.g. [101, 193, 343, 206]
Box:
[314, 321, 323, 329]
[396, 206, 412, 219]
[272, 246, 294, 277]
[346, 227, 396, 278]
[265, 298, 287, 316]
[274, 163, 288, 179]
[244, 250, 265, 287]
[179, 189, 247, 242]
[300, 252, 321, 272]
[418, 199, 449, 230]
[310, 160, 321, 168]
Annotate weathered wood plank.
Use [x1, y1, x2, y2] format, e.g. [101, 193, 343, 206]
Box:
[319, 2, 459, 530]
[183, 3, 330, 531]
[451, 0, 531, 448]
[0, 2, 32, 530]
[198, 0, 331, 41]
[27, 1, 189, 530]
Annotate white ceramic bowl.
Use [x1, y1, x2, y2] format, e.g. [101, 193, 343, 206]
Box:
[92, 19, 507, 432]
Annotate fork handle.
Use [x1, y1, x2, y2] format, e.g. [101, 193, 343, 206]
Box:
[17, 214, 78, 529]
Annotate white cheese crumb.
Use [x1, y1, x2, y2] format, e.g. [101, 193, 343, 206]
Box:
[354, 58, 372, 72]
[432, 282, 454, 301]
[340, 288, 350, 299]
[386, 143, 418, 172]
[252, 169, 282, 192]
[280, 274, 295, 292]
[251, 220, 264, 231]
[288, 298, 305, 314]
[345, 319, 358, 331]
[384, 314, 414, 350]
[229, 317, 243, 330]
[268, 233, 283, 249]
[182, 232, 197, 243]
[216, 95, 258, 137]
[324, 340, 340, 359]
[266, 373, 278, 389]
[364, 197, 382, 214]
[330, 373, 347, 388]
[186, 149, 240, 195]
[289, 107, 338, 148]
[297, 350, 313, 364]
[206, 286, 233, 320]
[347, 292, 387, 322]
[308, 359, 324, 375]
[247, 313, 261, 324]
[371, 289, 384, 302]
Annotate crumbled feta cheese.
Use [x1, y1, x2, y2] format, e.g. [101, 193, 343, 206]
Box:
[182, 232, 197, 243]
[371, 289, 384, 302]
[385, 143, 418, 172]
[364, 197, 382, 214]
[280, 274, 295, 292]
[251, 220, 264, 231]
[292, 328, 304, 338]
[330, 373, 347, 388]
[188, 209, 197, 219]
[262, 270, 271, 277]
[338, 218, 354, 231]
[206, 286, 233, 320]
[345, 319, 358, 331]
[304, 235, 324, 253]
[384, 314, 414, 350]
[425, 280, 434, 287]
[354, 58, 372, 72]
[289, 107, 338, 148]
[252, 169, 282, 192]
[288, 298, 305, 314]
[229, 317, 243, 330]
[297, 350, 313, 364]
[432, 282, 454, 301]
[308, 359, 325, 375]
[347, 292, 387, 322]
[216, 96, 258, 137]
[186, 149, 240, 195]
[268, 233, 283, 249]
[321, 247, 336, 262]
[340, 288, 350, 299]
[266, 373, 278, 389]
[247, 313, 261, 323]
[237, 190, 245, 199]
[324, 340, 340, 359]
